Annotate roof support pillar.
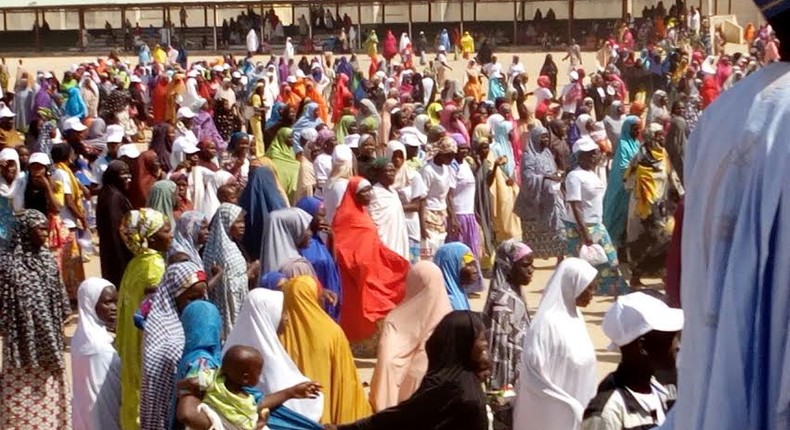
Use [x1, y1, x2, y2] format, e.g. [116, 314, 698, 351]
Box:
[309, 3, 313, 39]
[3, 11, 7, 31]
[569, 0, 575, 42]
[473, 0, 477, 21]
[213, 5, 218, 50]
[460, 0, 464, 36]
[78, 8, 85, 51]
[408, 0, 412, 39]
[513, 0, 518, 45]
[381, 2, 385, 24]
[428, 1, 432, 23]
[35, 9, 41, 51]
[260, 3, 265, 44]
[357, 1, 361, 50]
[204, 6, 208, 27]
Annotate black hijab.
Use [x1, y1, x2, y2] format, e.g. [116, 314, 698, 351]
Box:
[338, 311, 488, 430]
[96, 160, 134, 287]
[149, 123, 174, 172]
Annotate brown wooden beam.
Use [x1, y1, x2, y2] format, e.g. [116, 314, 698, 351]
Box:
[35, 9, 41, 51]
[568, 0, 574, 43]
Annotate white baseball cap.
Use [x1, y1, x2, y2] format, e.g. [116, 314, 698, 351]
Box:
[29, 152, 51, 166]
[181, 142, 200, 155]
[117, 144, 141, 159]
[569, 70, 580, 81]
[602, 292, 684, 350]
[106, 125, 125, 144]
[344, 134, 360, 149]
[187, 70, 199, 78]
[177, 106, 196, 120]
[572, 136, 598, 153]
[63, 116, 87, 132]
[332, 144, 353, 163]
[130, 75, 142, 83]
[0, 102, 15, 119]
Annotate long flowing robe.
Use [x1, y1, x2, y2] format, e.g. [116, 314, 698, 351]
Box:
[368, 183, 410, 261]
[239, 165, 289, 259]
[280, 276, 372, 424]
[513, 258, 598, 430]
[603, 115, 642, 247]
[265, 127, 300, 203]
[332, 177, 409, 343]
[369, 261, 453, 412]
[96, 161, 134, 287]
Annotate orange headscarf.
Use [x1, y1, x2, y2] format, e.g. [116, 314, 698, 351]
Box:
[304, 81, 328, 123]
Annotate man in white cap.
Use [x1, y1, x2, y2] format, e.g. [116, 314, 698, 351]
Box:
[12, 152, 52, 212]
[91, 124, 125, 186]
[182, 69, 200, 112]
[0, 101, 21, 148]
[659, 4, 790, 430]
[170, 106, 198, 169]
[581, 292, 683, 430]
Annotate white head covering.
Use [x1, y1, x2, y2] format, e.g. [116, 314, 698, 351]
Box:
[223, 289, 324, 421]
[513, 258, 598, 430]
[72, 278, 115, 355]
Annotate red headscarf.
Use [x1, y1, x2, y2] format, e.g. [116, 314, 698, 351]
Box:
[332, 176, 409, 342]
[382, 30, 398, 61]
[128, 150, 161, 209]
[331, 74, 353, 123]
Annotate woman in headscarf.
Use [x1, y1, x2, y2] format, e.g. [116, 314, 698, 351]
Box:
[139, 261, 207, 430]
[280, 276, 372, 423]
[226, 132, 252, 187]
[117, 209, 171, 430]
[602, 101, 626, 156]
[330, 311, 489, 430]
[266, 127, 301, 202]
[223, 288, 326, 422]
[192, 99, 225, 152]
[149, 123, 175, 173]
[647, 90, 670, 125]
[603, 115, 642, 248]
[513, 258, 598, 430]
[464, 69, 485, 103]
[295, 197, 343, 319]
[471, 137, 496, 269]
[261, 206, 313, 272]
[0, 149, 20, 249]
[333, 176, 410, 356]
[358, 98, 381, 132]
[204, 203, 253, 338]
[291, 102, 323, 151]
[440, 105, 470, 145]
[489, 112, 523, 243]
[0, 209, 71, 430]
[65, 85, 88, 119]
[369, 261, 453, 412]
[665, 101, 688, 184]
[482, 239, 534, 391]
[515, 125, 566, 259]
[96, 160, 133, 287]
[434, 242, 482, 311]
[71, 277, 120, 430]
[146, 180, 177, 228]
[385, 140, 426, 264]
[624, 123, 682, 287]
[129, 150, 161, 209]
[167, 210, 207, 266]
[239, 164, 289, 259]
[364, 30, 380, 58]
[331, 74, 354, 124]
[538, 54, 559, 95]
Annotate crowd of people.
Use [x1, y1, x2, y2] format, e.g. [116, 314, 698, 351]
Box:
[0, 0, 786, 428]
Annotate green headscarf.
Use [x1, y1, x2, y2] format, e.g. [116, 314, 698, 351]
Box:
[265, 127, 300, 203]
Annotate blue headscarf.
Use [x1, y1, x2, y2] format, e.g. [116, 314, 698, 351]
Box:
[64, 86, 87, 119]
[434, 242, 474, 311]
[491, 117, 516, 178]
[336, 57, 353, 81]
[291, 103, 323, 152]
[439, 29, 451, 52]
[260, 271, 286, 290]
[603, 115, 642, 247]
[239, 166, 288, 258]
[229, 132, 252, 153]
[266, 102, 286, 130]
[295, 196, 343, 321]
[176, 300, 223, 380]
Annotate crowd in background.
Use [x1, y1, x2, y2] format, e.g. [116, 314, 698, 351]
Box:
[0, 0, 782, 429]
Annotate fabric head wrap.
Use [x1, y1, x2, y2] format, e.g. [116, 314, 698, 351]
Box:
[436, 136, 458, 154]
[122, 208, 167, 255]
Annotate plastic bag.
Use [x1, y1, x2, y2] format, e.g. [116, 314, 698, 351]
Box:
[579, 244, 609, 266]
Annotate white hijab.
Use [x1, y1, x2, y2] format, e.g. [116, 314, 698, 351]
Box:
[201, 170, 235, 220]
[246, 29, 260, 53]
[223, 289, 324, 421]
[513, 258, 598, 430]
[0, 148, 21, 199]
[71, 278, 121, 430]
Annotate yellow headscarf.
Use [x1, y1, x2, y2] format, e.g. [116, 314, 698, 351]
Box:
[426, 102, 443, 126]
[279, 276, 372, 423]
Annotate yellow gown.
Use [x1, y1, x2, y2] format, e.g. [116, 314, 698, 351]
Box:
[279, 276, 372, 424]
[117, 251, 166, 430]
[460, 32, 475, 55]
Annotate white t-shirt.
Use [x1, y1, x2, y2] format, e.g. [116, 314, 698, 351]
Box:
[91, 155, 111, 185]
[533, 87, 553, 110]
[420, 161, 451, 211]
[395, 169, 427, 242]
[52, 168, 78, 229]
[313, 154, 332, 190]
[450, 161, 476, 215]
[564, 168, 605, 224]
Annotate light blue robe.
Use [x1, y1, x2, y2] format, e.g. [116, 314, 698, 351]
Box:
[602, 115, 641, 246]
